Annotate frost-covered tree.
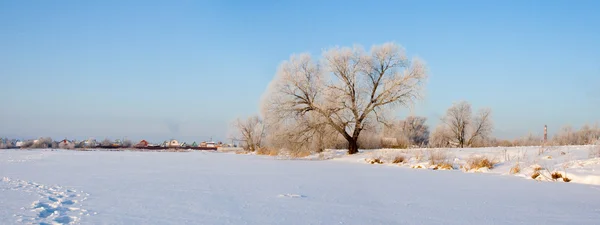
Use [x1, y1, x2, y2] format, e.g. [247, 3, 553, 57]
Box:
[400, 116, 430, 147]
[262, 42, 427, 154]
[429, 124, 451, 148]
[440, 101, 493, 148]
[122, 139, 133, 148]
[101, 138, 112, 146]
[32, 137, 54, 149]
[234, 116, 266, 152]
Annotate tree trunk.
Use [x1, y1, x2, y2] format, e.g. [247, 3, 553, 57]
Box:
[348, 138, 359, 154]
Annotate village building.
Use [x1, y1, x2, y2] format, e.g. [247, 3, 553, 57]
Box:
[167, 139, 180, 148]
[135, 140, 149, 148]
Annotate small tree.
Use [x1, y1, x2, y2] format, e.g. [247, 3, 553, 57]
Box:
[441, 101, 493, 148]
[101, 138, 112, 146]
[234, 116, 265, 152]
[400, 116, 430, 147]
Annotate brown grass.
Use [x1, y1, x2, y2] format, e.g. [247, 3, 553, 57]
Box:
[432, 162, 453, 170]
[428, 150, 454, 170]
[563, 177, 572, 182]
[551, 172, 563, 180]
[392, 155, 406, 164]
[531, 171, 541, 179]
[367, 158, 384, 164]
[256, 147, 279, 156]
[510, 163, 521, 174]
[289, 150, 311, 158]
[466, 156, 495, 170]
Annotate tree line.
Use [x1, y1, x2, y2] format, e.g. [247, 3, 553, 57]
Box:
[232, 42, 597, 155]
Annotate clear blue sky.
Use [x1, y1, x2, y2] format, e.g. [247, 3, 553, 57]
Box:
[1, 0, 599, 143]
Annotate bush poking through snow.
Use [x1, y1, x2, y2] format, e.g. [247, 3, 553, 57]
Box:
[392, 155, 406, 164]
[563, 177, 572, 182]
[465, 156, 495, 171]
[432, 163, 453, 170]
[510, 164, 521, 174]
[256, 147, 279, 156]
[367, 158, 383, 164]
[411, 164, 426, 169]
[427, 150, 454, 170]
[551, 172, 563, 180]
[531, 171, 541, 179]
[530, 166, 543, 179]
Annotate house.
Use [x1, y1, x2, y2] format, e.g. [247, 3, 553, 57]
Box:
[191, 142, 198, 147]
[84, 139, 97, 148]
[58, 139, 75, 149]
[135, 140, 149, 148]
[167, 139, 180, 148]
[206, 142, 216, 148]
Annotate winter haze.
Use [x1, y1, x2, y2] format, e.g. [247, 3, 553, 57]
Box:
[1, 1, 599, 142]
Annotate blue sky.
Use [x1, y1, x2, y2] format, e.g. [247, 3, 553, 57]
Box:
[1, 0, 599, 143]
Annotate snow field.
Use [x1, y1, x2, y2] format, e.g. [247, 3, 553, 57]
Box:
[1, 148, 600, 225]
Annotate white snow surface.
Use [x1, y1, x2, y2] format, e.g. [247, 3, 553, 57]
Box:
[1, 148, 600, 225]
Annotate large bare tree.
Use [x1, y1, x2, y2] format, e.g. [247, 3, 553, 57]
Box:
[262, 42, 427, 154]
[441, 101, 493, 148]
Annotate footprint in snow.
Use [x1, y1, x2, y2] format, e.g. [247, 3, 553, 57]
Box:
[1, 177, 92, 224]
[278, 194, 306, 198]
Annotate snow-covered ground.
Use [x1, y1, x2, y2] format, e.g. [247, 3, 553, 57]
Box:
[307, 145, 600, 186]
[2, 148, 600, 225]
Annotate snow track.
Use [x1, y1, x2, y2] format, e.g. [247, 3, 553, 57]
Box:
[1, 177, 92, 225]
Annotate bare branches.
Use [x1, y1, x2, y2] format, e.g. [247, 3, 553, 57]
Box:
[234, 116, 265, 152]
[467, 108, 493, 146]
[440, 101, 494, 148]
[262, 42, 428, 154]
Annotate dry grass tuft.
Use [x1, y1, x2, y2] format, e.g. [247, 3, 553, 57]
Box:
[367, 158, 384, 164]
[563, 177, 572, 182]
[256, 147, 279, 156]
[466, 156, 495, 170]
[510, 163, 521, 174]
[432, 162, 454, 170]
[411, 164, 426, 169]
[288, 150, 311, 158]
[392, 155, 406, 164]
[551, 172, 563, 180]
[531, 171, 541, 179]
[428, 150, 454, 170]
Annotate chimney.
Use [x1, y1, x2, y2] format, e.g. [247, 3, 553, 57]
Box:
[544, 125, 548, 143]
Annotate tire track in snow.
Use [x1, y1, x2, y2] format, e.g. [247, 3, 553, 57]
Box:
[1, 177, 94, 225]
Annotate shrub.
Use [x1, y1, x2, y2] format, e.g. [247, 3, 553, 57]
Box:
[432, 162, 453, 170]
[392, 155, 406, 164]
[551, 172, 563, 180]
[428, 150, 448, 165]
[510, 163, 521, 174]
[563, 177, 572, 182]
[256, 147, 279, 156]
[466, 156, 495, 170]
[428, 150, 454, 170]
[288, 150, 311, 158]
[367, 158, 383, 164]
